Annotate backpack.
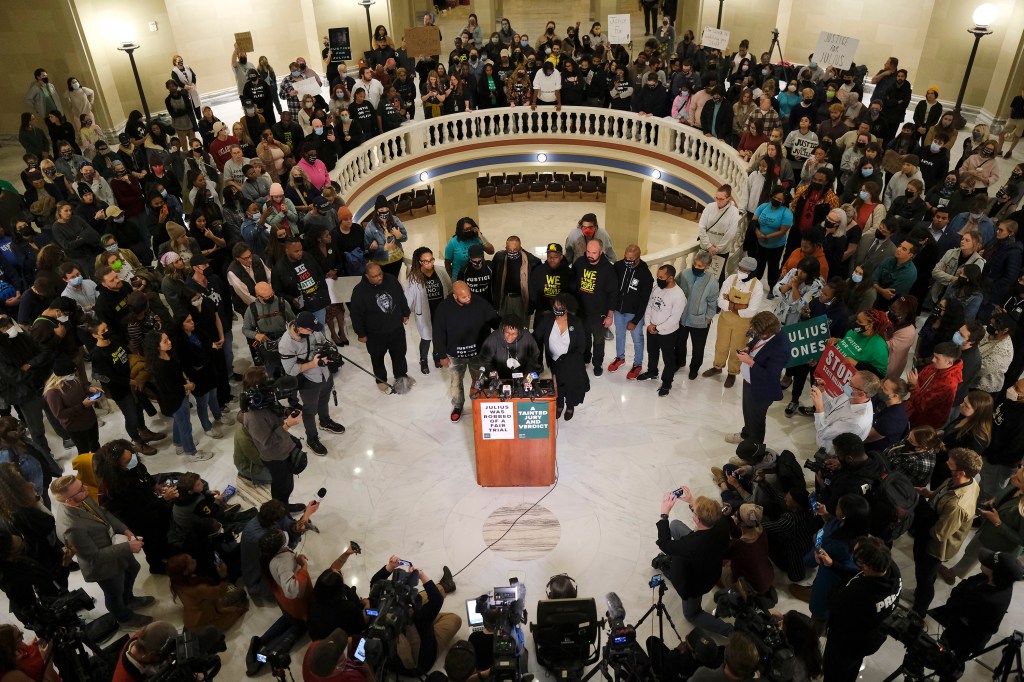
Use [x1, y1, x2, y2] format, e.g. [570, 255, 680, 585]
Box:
[867, 454, 917, 543]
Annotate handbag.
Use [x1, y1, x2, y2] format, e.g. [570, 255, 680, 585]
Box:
[288, 444, 308, 475]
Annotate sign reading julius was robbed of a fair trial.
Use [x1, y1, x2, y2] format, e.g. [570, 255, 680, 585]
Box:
[480, 402, 515, 440]
[784, 315, 830, 367]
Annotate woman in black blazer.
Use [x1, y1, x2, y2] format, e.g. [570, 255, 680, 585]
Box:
[534, 294, 591, 420]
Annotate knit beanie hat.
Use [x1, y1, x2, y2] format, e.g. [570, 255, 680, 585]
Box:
[166, 222, 186, 242]
[374, 194, 390, 210]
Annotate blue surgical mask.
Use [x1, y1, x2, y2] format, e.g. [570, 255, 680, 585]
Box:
[314, 127, 324, 136]
[851, 272, 863, 283]
[859, 190, 869, 201]
[861, 167, 872, 177]
[952, 330, 965, 346]
[521, 40, 528, 46]
[126, 452, 139, 470]
[930, 142, 941, 153]
[160, 189, 168, 198]
[70, 275, 83, 286]
[106, 243, 119, 252]
[842, 383, 854, 397]
[291, 70, 302, 78]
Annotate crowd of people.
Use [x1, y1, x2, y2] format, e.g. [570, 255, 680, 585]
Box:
[2, 5, 1024, 682]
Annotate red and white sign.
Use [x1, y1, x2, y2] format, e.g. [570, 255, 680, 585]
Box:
[813, 343, 856, 398]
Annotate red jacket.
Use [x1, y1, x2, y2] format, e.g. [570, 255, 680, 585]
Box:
[906, 361, 963, 429]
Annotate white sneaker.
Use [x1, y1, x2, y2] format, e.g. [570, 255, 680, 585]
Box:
[205, 426, 224, 439]
[187, 450, 213, 462]
[175, 445, 185, 456]
[724, 433, 744, 444]
[215, 414, 235, 427]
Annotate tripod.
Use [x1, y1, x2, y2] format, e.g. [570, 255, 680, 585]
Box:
[581, 641, 653, 682]
[767, 28, 784, 65]
[883, 630, 1024, 682]
[633, 580, 682, 645]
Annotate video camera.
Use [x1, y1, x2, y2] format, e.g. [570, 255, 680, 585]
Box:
[362, 570, 421, 671]
[476, 581, 528, 681]
[240, 375, 299, 413]
[313, 341, 344, 372]
[22, 588, 96, 642]
[880, 605, 958, 675]
[713, 584, 796, 681]
[148, 626, 226, 682]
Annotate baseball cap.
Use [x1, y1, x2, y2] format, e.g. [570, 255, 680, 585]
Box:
[546, 242, 563, 254]
[313, 195, 331, 210]
[212, 121, 227, 134]
[979, 549, 1024, 586]
[295, 310, 324, 332]
[685, 628, 718, 666]
[188, 252, 210, 267]
[105, 205, 124, 218]
[500, 49, 510, 57]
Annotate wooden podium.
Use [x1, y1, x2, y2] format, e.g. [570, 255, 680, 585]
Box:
[472, 390, 557, 487]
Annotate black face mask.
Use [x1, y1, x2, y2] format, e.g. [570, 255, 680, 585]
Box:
[874, 230, 887, 240]
[507, 250, 521, 260]
[656, 279, 668, 289]
[770, 199, 782, 208]
[239, 56, 248, 64]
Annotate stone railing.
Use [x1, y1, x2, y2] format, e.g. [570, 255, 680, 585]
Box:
[332, 106, 750, 211]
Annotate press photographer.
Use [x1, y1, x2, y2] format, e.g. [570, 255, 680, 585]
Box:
[242, 282, 295, 380]
[470, 581, 529, 681]
[365, 556, 460, 676]
[303, 627, 375, 682]
[279, 310, 346, 457]
[112, 621, 224, 682]
[238, 366, 306, 509]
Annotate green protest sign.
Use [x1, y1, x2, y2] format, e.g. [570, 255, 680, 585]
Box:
[516, 402, 550, 439]
[784, 315, 830, 367]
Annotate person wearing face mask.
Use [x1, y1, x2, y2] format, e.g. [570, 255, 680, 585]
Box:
[531, 59, 562, 112]
[879, 68, 913, 141]
[489, 235, 539, 323]
[480, 314, 542, 381]
[703, 257, 763, 389]
[53, 141, 86, 183]
[979, 220, 1024, 320]
[58, 262, 97, 312]
[573, 239, 619, 376]
[989, 163, 1024, 222]
[605, 245, 654, 379]
[976, 376, 1024, 498]
[161, 80, 196, 153]
[972, 313, 1015, 397]
[50, 473, 153, 628]
[170, 54, 202, 120]
[241, 70, 276, 128]
[24, 68, 63, 122]
[672, 252, 721, 382]
[0, 314, 64, 460]
[916, 131, 951, 190]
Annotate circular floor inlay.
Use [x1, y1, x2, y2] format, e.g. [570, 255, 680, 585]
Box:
[482, 504, 561, 560]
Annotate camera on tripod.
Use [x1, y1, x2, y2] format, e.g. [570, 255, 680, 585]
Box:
[361, 570, 421, 671]
[240, 374, 299, 412]
[713, 583, 796, 682]
[148, 626, 227, 682]
[880, 605, 958, 676]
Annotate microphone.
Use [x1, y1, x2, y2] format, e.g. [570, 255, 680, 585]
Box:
[605, 592, 626, 622]
[316, 487, 327, 502]
[473, 367, 488, 392]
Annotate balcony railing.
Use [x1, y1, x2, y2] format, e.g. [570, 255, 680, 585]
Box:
[333, 106, 749, 215]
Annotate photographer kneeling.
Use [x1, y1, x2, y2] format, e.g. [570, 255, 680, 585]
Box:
[369, 556, 461, 676]
[239, 366, 306, 510]
[111, 621, 179, 682]
[279, 311, 346, 457]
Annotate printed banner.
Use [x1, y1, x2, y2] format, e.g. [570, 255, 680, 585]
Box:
[480, 402, 515, 440]
[516, 402, 550, 439]
[784, 315, 830, 367]
[813, 343, 857, 398]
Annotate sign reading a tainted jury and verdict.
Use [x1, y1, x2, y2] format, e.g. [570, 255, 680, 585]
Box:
[784, 315, 830, 367]
[813, 31, 860, 70]
[516, 402, 550, 439]
[480, 402, 515, 440]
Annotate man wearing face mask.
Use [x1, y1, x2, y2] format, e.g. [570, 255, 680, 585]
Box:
[303, 120, 339, 174]
[675, 251, 722, 380]
[231, 43, 252, 97]
[0, 315, 62, 464]
[608, 245, 654, 379]
[981, 378, 1024, 500]
[51, 474, 152, 627]
[457, 244, 495, 307]
[54, 142, 85, 182]
[24, 68, 63, 121]
[917, 132, 950, 190]
[278, 311, 344, 456]
[350, 263, 412, 393]
[574, 239, 619, 375]
[59, 262, 97, 312]
[637, 264, 686, 397]
[704, 257, 763, 389]
[489, 236, 539, 323]
[698, 185, 741, 285]
[881, 69, 913, 142]
[243, 69, 276, 127]
[564, 213, 616, 264]
[528, 242, 575, 328]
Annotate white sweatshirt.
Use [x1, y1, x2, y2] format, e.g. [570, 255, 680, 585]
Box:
[644, 284, 687, 335]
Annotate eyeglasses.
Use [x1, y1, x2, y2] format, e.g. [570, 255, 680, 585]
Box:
[419, 258, 435, 265]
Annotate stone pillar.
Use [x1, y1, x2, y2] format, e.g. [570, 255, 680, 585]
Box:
[603, 172, 651, 254]
[473, 1, 496, 35]
[432, 174, 479, 255]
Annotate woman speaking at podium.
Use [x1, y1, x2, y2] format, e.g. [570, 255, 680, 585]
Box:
[480, 314, 541, 379]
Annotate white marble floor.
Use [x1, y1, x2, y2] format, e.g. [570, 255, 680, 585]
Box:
[23, 198, 1010, 682]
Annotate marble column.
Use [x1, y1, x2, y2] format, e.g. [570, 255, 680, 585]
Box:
[603, 172, 651, 255]
[432, 174, 480, 254]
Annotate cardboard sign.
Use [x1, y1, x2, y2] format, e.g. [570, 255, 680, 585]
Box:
[784, 315, 830, 367]
[404, 26, 441, 58]
[813, 31, 860, 70]
[329, 27, 352, 63]
[480, 402, 515, 440]
[516, 402, 549, 439]
[292, 77, 322, 99]
[607, 14, 631, 45]
[234, 32, 254, 53]
[701, 26, 730, 51]
[708, 254, 726, 280]
[813, 343, 857, 398]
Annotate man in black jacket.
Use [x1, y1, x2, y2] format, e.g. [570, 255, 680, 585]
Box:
[655, 487, 733, 637]
[432, 282, 497, 422]
[528, 243, 575, 330]
[980, 378, 1024, 500]
[273, 237, 330, 327]
[0, 315, 61, 464]
[608, 244, 653, 378]
[489, 236, 539, 322]
[574, 239, 618, 375]
[351, 263, 412, 392]
[818, 433, 885, 513]
[94, 266, 131, 335]
[633, 73, 669, 117]
[700, 90, 733, 141]
[823, 537, 902, 682]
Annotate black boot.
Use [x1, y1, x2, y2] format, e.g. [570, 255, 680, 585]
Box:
[439, 565, 456, 593]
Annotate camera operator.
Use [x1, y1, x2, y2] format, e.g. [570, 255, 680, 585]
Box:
[545, 573, 578, 599]
[241, 498, 319, 603]
[369, 556, 461, 675]
[242, 282, 296, 380]
[822, 536, 901, 682]
[279, 310, 346, 456]
[656, 487, 733, 637]
[303, 627, 375, 682]
[238, 366, 307, 509]
[930, 549, 1024, 677]
[689, 631, 759, 681]
[111, 621, 178, 682]
[0, 528, 66, 625]
[168, 472, 255, 581]
[646, 627, 721, 682]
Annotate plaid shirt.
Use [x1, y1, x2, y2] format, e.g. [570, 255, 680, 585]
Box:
[885, 442, 936, 487]
[748, 106, 781, 135]
[279, 75, 306, 116]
